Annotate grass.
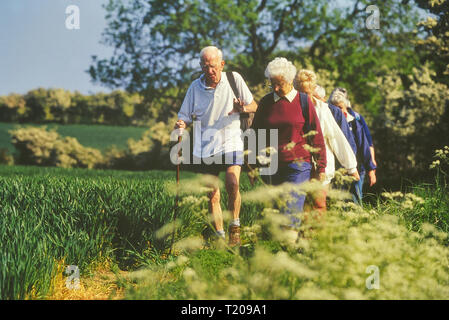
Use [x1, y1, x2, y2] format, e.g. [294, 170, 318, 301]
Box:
[0, 165, 175, 299]
[0, 164, 261, 299]
[124, 173, 449, 300]
[0, 162, 448, 300]
[0, 122, 147, 153]
[126, 203, 449, 300]
[44, 260, 128, 300]
[367, 175, 449, 243]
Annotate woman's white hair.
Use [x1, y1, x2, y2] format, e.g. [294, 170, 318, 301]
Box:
[264, 57, 297, 84]
[329, 88, 348, 107]
[200, 46, 223, 62]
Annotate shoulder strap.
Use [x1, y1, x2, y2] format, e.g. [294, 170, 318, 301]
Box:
[226, 71, 239, 99]
[299, 92, 311, 133]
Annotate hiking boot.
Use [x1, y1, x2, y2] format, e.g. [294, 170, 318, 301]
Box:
[229, 225, 241, 247]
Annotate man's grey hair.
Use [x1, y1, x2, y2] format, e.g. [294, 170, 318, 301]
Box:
[264, 57, 297, 84]
[200, 46, 223, 62]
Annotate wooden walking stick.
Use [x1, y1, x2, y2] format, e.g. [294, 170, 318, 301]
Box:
[169, 127, 183, 256]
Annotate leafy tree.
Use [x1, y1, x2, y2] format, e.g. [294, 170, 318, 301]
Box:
[415, 0, 449, 85]
[90, 0, 323, 92]
[90, 0, 423, 120]
[373, 63, 448, 187]
[23, 88, 50, 123]
[301, 0, 422, 115]
[47, 89, 72, 124]
[0, 94, 27, 122]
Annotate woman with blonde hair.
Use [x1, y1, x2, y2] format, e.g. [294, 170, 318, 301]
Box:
[294, 69, 360, 212]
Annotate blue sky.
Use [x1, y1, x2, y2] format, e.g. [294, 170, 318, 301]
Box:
[0, 0, 114, 95]
[0, 1, 430, 96]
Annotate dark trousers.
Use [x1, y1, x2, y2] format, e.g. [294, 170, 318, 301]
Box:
[269, 161, 312, 227]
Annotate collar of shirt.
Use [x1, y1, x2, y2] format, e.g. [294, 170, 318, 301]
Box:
[345, 111, 355, 122]
[199, 73, 225, 90]
[273, 88, 298, 103]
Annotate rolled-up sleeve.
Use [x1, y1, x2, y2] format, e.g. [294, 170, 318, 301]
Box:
[233, 72, 254, 105]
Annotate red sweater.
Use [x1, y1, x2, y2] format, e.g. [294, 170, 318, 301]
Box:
[253, 92, 326, 173]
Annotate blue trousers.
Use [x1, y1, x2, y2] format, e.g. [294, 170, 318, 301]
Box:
[271, 161, 312, 226]
[350, 171, 365, 205]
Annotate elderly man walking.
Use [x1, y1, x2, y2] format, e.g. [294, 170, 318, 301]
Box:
[174, 46, 257, 246]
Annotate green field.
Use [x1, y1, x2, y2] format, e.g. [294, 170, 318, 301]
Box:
[1, 164, 448, 300]
[0, 122, 148, 153]
[0, 164, 261, 299]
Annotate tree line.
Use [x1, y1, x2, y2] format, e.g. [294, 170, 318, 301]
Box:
[2, 0, 448, 190]
[0, 89, 149, 126]
[88, 0, 449, 189]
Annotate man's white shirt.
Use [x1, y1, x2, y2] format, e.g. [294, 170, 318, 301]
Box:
[178, 72, 253, 158]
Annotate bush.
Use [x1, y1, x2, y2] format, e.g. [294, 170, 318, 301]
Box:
[373, 64, 449, 187]
[7, 121, 179, 171]
[9, 126, 104, 168]
[125, 117, 176, 170]
[0, 148, 13, 165]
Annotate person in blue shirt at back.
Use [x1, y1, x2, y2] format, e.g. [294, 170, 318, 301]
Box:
[328, 88, 377, 204]
[340, 87, 377, 169]
[325, 88, 377, 170]
[315, 85, 357, 156]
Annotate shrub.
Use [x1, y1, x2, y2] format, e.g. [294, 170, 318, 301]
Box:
[0, 148, 13, 165]
[9, 126, 104, 168]
[125, 117, 176, 170]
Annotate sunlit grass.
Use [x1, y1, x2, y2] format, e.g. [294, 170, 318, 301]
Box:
[1, 146, 448, 300]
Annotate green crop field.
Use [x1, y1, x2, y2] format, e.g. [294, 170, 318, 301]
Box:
[0, 163, 448, 300]
[0, 164, 262, 299]
[0, 122, 147, 153]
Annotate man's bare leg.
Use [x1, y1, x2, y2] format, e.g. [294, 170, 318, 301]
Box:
[209, 187, 224, 235]
[207, 166, 241, 242]
[226, 165, 242, 246]
[226, 165, 241, 220]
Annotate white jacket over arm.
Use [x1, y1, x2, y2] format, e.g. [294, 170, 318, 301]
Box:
[313, 99, 357, 185]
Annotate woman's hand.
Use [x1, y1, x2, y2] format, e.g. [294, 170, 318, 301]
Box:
[368, 170, 377, 186]
[351, 170, 360, 181]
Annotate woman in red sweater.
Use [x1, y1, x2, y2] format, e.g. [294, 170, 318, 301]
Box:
[252, 57, 326, 226]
